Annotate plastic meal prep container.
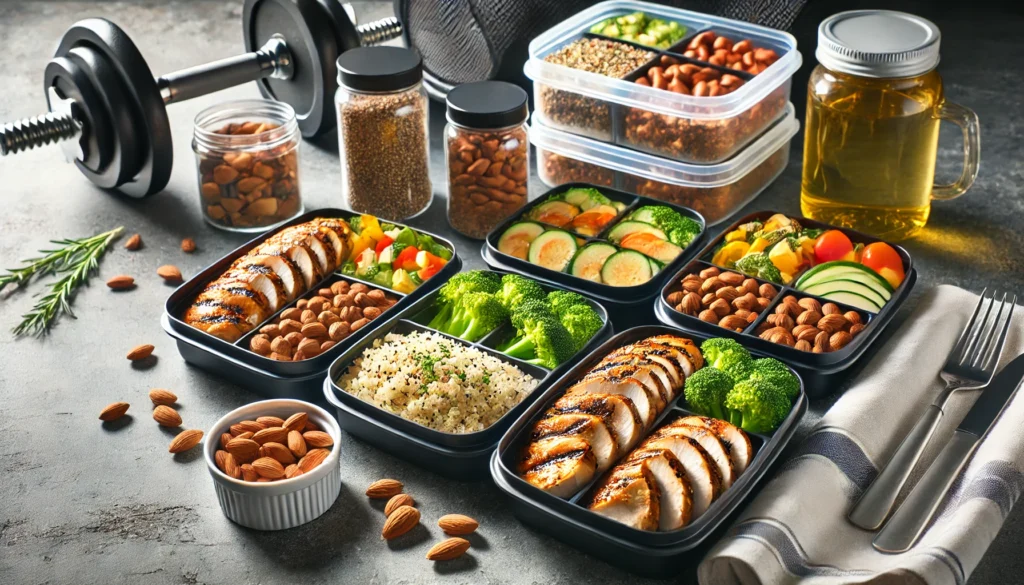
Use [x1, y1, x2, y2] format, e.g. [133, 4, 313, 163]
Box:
[532, 103, 799, 226]
[162, 208, 461, 401]
[655, 210, 916, 397]
[491, 324, 807, 578]
[526, 0, 801, 163]
[323, 270, 613, 480]
[480, 183, 706, 329]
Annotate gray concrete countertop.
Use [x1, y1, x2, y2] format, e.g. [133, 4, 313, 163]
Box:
[1, 2, 1022, 584]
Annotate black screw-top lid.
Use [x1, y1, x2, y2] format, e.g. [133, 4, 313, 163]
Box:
[336, 46, 422, 92]
[446, 81, 529, 129]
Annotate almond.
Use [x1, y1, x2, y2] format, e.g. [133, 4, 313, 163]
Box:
[262, 442, 295, 465]
[366, 478, 403, 499]
[226, 438, 260, 463]
[219, 432, 232, 450]
[438, 514, 479, 536]
[303, 420, 321, 432]
[106, 275, 135, 290]
[283, 412, 308, 433]
[169, 429, 203, 453]
[153, 405, 182, 427]
[250, 336, 272, 356]
[240, 464, 259, 482]
[252, 427, 287, 445]
[426, 537, 471, 561]
[230, 420, 265, 436]
[302, 430, 333, 448]
[252, 457, 285, 479]
[124, 233, 142, 251]
[181, 238, 196, 253]
[297, 448, 330, 473]
[214, 450, 229, 471]
[382, 505, 420, 539]
[126, 344, 154, 361]
[157, 265, 183, 283]
[284, 464, 302, 479]
[287, 430, 307, 458]
[99, 402, 130, 421]
[300, 322, 328, 339]
[223, 453, 241, 479]
[256, 416, 285, 427]
[149, 388, 177, 406]
[384, 493, 415, 516]
[236, 431, 254, 441]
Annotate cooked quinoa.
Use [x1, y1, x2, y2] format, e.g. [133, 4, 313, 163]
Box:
[338, 331, 539, 433]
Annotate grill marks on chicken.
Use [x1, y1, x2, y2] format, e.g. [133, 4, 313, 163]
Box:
[184, 218, 352, 341]
[518, 334, 753, 532]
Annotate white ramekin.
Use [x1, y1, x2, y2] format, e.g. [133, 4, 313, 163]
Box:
[204, 399, 342, 530]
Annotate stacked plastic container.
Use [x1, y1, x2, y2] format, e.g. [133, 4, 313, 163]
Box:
[525, 0, 802, 224]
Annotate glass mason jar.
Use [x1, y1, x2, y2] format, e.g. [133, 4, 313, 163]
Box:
[801, 10, 979, 241]
[193, 100, 303, 232]
[335, 47, 432, 221]
[444, 81, 530, 239]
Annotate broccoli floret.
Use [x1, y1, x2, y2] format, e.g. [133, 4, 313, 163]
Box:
[747, 358, 800, 400]
[724, 378, 791, 433]
[546, 290, 590, 318]
[700, 338, 754, 382]
[494, 274, 546, 312]
[734, 253, 783, 284]
[442, 291, 509, 342]
[559, 304, 603, 352]
[502, 300, 576, 368]
[684, 367, 734, 420]
[632, 206, 702, 248]
[427, 271, 501, 330]
[667, 218, 702, 248]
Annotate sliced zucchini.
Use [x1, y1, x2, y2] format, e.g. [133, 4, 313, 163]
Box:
[569, 242, 618, 283]
[562, 187, 612, 210]
[600, 250, 653, 287]
[528, 229, 578, 272]
[811, 290, 881, 313]
[796, 261, 893, 297]
[618, 232, 684, 264]
[497, 221, 546, 260]
[606, 221, 667, 243]
[648, 257, 664, 275]
[569, 205, 620, 237]
[528, 200, 580, 227]
[801, 279, 887, 309]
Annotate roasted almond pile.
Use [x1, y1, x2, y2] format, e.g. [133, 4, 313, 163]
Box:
[215, 412, 333, 482]
[366, 478, 478, 562]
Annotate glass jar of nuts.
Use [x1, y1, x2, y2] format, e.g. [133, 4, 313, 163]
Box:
[193, 100, 303, 232]
[444, 81, 530, 239]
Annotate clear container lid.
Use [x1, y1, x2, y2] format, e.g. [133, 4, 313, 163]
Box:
[525, 0, 801, 120]
[530, 103, 798, 187]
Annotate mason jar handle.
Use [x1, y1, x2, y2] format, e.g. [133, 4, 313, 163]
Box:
[932, 101, 980, 200]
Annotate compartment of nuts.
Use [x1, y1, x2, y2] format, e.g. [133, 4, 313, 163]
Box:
[671, 30, 781, 75]
[246, 279, 398, 362]
[753, 295, 867, 353]
[214, 411, 334, 483]
[665, 264, 778, 332]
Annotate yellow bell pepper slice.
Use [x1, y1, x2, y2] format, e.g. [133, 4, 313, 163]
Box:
[724, 229, 747, 243]
[359, 214, 385, 242]
[712, 241, 750, 268]
[747, 237, 770, 254]
[768, 240, 802, 276]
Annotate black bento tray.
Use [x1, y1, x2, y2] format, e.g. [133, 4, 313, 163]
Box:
[323, 270, 613, 480]
[491, 324, 807, 577]
[162, 208, 461, 400]
[655, 210, 916, 396]
[481, 183, 706, 327]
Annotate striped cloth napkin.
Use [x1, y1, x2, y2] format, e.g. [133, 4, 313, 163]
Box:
[698, 285, 1024, 585]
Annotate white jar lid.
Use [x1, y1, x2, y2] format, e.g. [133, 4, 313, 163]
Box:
[817, 10, 940, 78]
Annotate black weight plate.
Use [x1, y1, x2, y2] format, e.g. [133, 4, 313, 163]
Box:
[44, 55, 113, 185]
[55, 19, 172, 197]
[316, 0, 361, 53]
[244, 0, 339, 138]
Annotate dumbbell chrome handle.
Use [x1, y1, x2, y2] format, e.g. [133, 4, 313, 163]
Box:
[158, 36, 293, 105]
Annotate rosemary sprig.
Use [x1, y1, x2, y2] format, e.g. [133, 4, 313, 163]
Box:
[3, 227, 123, 336]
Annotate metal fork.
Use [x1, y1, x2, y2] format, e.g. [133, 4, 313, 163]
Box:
[849, 289, 1016, 530]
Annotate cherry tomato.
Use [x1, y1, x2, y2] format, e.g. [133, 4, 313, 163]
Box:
[374, 236, 394, 256]
[814, 230, 854, 264]
[394, 246, 420, 271]
[860, 242, 905, 288]
[416, 251, 446, 281]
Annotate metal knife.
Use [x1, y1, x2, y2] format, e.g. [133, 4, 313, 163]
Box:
[873, 352, 1024, 553]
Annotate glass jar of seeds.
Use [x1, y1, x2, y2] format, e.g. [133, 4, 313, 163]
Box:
[192, 100, 304, 232]
[335, 47, 432, 221]
[444, 81, 530, 239]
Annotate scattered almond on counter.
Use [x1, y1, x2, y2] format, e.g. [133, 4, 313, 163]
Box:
[99, 402, 130, 421]
[106, 275, 135, 290]
[438, 514, 479, 536]
[366, 478, 404, 499]
[169, 429, 203, 454]
[426, 537, 471, 561]
[157, 265, 183, 283]
[149, 389, 177, 406]
[384, 493, 415, 516]
[126, 344, 155, 361]
[153, 405, 182, 427]
[382, 505, 420, 540]
[124, 233, 143, 251]
[181, 238, 197, 253]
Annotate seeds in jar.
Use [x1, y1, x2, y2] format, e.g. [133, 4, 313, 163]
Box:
[196, 121, 302, 229]
[447, 127, 529, 239]
[338, 90, 431, 220]
[215, 411, 333, 482]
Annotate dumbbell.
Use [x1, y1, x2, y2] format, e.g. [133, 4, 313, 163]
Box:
[0, 0, 402, 198]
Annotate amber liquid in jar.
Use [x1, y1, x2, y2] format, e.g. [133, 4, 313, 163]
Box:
[801, 69, 943, 241]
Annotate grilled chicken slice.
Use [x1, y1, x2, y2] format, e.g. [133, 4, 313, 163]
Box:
[567, 375, 656, 430]
[624, 448, 692, 531]
[678, 416, 754, 475]
[604, 343, 685, 392]
[582, 365, 666, 421]
[656, 423, 736, 489]
[519, 436, 596, 498]
[222, 263, 287, 312]
[642, 434, 721, 518]
[233, 254, 303, 301]
[182, 303, 248, 342]
[310, 219, 352, 266]
[645, 335, 704, 371]
[531, 414, 618, 472]
[550, 393, 643, 453]
[591, 355, 675, 403]
[587, 460, 661, 531]
[184, 279, 271, 341]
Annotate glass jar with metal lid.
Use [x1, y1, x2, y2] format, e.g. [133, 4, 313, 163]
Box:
[335, 46, 432, 221]
[801, 10, 979, 241]
[444, 81, 530, 239]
